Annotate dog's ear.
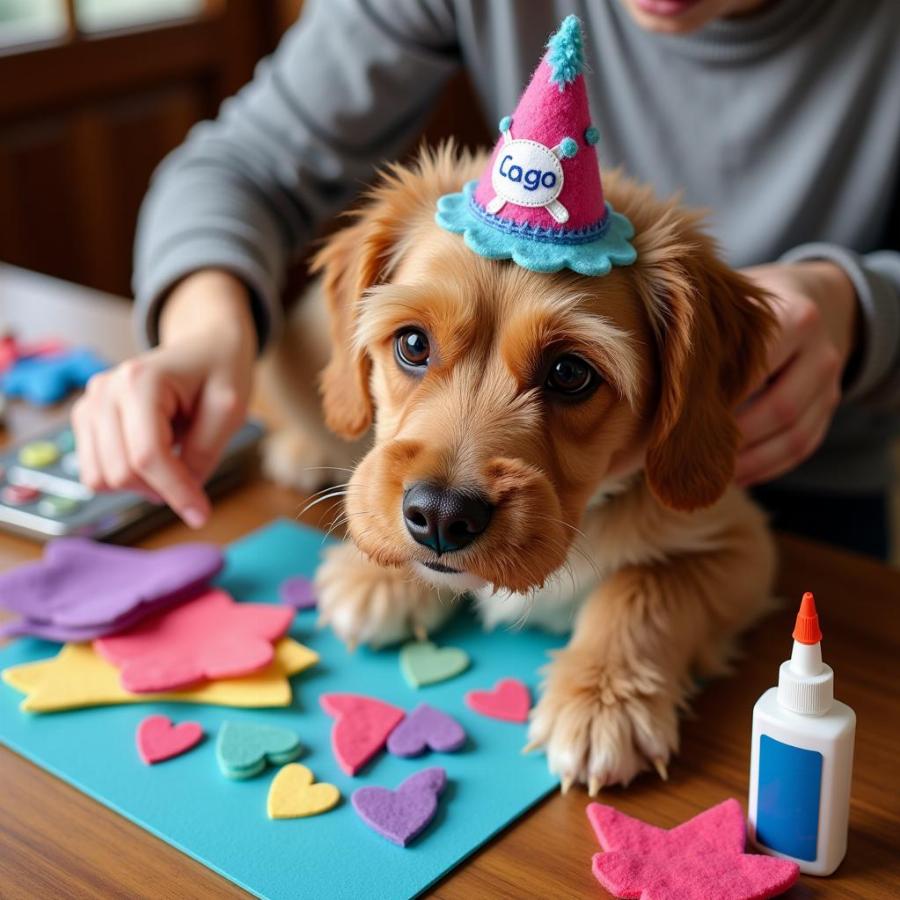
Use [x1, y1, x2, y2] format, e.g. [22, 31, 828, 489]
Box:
[312, 144, 477, 440]
[640, 240, 775, 511]
[311, 214, 395, 440]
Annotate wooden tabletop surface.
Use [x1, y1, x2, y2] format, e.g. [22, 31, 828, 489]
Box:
[0, 265, 898, 899]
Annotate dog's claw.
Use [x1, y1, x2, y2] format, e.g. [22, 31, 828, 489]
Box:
[560, 773, 575, 795]
[653, 757, 669, 782]
[588, 775, 602, 797]
[521, 739, 542, 755]
[412, 621, 428, 643]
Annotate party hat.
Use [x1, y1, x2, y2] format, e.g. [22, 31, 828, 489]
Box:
[436, 15, 636, 276]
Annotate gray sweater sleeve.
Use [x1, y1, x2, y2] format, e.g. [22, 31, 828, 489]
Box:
[780, 243, 900, 408]
[133, 0, 459, 349]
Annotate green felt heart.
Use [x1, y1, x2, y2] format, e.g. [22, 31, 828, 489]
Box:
[400, 640, 470, 688]
[216, 721, 302, 779]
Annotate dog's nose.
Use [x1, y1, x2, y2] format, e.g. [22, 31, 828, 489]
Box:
[402, 482, 493, 555]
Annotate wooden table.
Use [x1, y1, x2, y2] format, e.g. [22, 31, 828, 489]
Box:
[0, 264, 897, 899]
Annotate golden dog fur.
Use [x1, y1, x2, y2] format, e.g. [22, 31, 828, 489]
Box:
[260, 143, 777, 791]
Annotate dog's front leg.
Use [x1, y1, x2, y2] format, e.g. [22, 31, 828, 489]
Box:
[528, 544, 773, 793]
[316, 542, 456, 649]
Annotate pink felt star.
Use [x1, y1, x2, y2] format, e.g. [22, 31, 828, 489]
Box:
[587, 799, 799, 900]
[94, 588, 293, 693]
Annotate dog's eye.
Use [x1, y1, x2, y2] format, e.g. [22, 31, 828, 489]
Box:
[395, 329, 431, 370]
[545, 354, 596, 397]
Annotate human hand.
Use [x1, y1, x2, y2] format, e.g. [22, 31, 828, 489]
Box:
[734, 261, 859, 487]
[71, 269, 257, 527]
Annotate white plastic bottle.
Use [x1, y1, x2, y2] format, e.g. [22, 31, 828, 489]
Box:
[748, 592, 855, 876]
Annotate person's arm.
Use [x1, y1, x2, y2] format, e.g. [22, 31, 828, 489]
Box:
[134, 0, 461, 350]
[74, 0, 460, 527]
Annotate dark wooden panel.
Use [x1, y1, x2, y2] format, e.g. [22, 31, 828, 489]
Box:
[2, 121, 84, 283]
[0, 19, 220, 123]
[0, 1, 275, 296]
[69, 88, 209, 292]
[1, 85, 210, 294]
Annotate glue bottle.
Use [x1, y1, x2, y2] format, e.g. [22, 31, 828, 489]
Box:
[748, 592, 855, 876]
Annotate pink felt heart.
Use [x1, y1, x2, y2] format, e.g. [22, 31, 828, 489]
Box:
[95, 589, 293, 693]
[320, 693, 405, 775]
[465, 677, 531, 723]
[587, 799, 800, 900]
[136, 714, 203, 764]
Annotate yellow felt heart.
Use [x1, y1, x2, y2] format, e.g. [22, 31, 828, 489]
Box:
[267, 764, 340, 819]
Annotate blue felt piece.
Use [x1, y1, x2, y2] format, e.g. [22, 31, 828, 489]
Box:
[559, 136, 579, 158]
[436, 181, 637, 277]
[2, 348, 108, 405]
[0, 520, 564, 899]
[546, 15, 584, 89]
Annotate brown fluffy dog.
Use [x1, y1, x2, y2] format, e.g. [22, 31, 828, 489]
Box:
[261, 143, 777, 792]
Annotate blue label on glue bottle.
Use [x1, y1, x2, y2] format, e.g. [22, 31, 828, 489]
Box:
[756, 735, 822, 861]
[747, 593, 856, 876]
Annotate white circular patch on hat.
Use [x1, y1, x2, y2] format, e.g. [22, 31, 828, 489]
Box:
[490, 139, 563, 209]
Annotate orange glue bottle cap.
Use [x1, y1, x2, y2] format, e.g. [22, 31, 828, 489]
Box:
[792, 592, 823, 645]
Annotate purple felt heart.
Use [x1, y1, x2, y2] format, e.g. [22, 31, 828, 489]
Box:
[278, 575, 317, 610]
[0, 539, 223, 640]
[351, 767, 447, 847]
[386, 704, 466, 757]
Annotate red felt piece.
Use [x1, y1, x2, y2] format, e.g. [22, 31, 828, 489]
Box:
[320, 693, 405, 776]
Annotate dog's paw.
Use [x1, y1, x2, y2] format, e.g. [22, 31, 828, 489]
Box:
[527, 648, 680, 793]
[315, 542, 453, 649]
[262, 428, 340, 493]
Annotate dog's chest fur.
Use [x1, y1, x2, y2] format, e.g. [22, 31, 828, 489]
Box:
[473, 543, 602, 633]
[471, 484, 626, 633]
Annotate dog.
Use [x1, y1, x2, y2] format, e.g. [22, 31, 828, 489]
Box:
[260, 143, 777, 793]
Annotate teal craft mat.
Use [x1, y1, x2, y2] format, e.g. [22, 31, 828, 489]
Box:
[0, 519, 565, 899]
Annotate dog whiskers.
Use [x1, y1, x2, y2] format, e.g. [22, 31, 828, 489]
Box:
[298, 487, 350, 518]
[298, 480, 351, 505]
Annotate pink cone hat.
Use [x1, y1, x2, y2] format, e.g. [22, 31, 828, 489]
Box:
[436, 16, 636, 276]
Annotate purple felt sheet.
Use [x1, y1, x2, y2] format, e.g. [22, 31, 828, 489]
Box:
[0, 539, 223, 640]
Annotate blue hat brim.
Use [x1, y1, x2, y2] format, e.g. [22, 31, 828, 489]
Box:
[435, 181, 637, 276]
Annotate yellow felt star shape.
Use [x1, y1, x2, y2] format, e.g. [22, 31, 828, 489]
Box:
[2, 637, 317, 713]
